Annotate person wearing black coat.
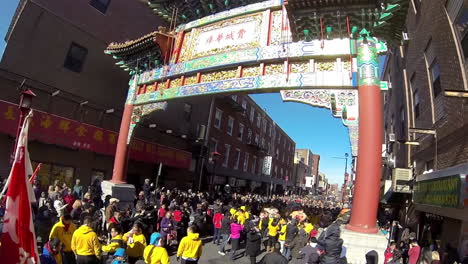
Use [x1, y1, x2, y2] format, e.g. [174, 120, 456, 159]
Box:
[218, 212, 232, 255]
[258, 242, 288, 264]
[299, 237, 321, 264]
[245, 228, 262, 264]
[290, 229, 309, 261]
[318, 223, 344, 264]
[284, 219, 299, 260]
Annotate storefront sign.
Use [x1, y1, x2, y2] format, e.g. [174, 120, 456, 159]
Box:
[0, 100, 191, 169]
[413, 175, 463, 208]
[262, 156, 272, 176]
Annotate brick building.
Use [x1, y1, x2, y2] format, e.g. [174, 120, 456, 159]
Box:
[0, 0, 209, 189]
[208, 94, 296, 194]
[381, 0, 468, 255]
[295, 149, 320, 192]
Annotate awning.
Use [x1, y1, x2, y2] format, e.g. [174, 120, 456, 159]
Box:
[381, 189, 411, 205]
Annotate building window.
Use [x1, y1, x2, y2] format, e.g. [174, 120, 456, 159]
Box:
[244, 153, 249, 172]
[400, 107, 406, 137]
[281, 168, 283, 178]
[238, 123, 244, 141]
[231, 95, 238, 102]
[250, 108, 255, 123]
[413, 89, 420, 118]
[214, 108, 222, 129]
[430, 61, 442, 97]
[183, 103, 192, 121]
[256, 115, 261, 128]
[274, 166, 278, 177]
[32, 161, 75, 189]
[234, 149, 241, 169]
[227, 116, 234, 135]
[242, 100, 247, 110]
[210, 138, 218, 153]
[247, 129, 252, 144]
[64, 43, 87, 73]
[254, 134, 259, 145]
[223, 144, 230, 167]
[261, 137, 265, 148]
[90, 0, 111, 13]
[276, 148, 279, 159]
[252, 156, 257, 174]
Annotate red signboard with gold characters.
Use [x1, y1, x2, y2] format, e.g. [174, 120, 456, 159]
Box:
[0, 100, 191, 169]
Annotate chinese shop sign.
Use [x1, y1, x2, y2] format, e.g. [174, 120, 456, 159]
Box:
[413, 175, 463, 208]
[0, 100, 191, 169]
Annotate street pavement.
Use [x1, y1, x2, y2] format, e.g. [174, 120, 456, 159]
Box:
[168, 236, 269, 264]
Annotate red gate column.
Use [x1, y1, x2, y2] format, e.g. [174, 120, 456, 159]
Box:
[111, 77, 138, 184]
[111, 104, 134, 183]
[346, 31, 382, 234]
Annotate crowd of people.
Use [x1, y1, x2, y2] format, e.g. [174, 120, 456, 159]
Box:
[0, 177, 466, 264]
[379, 221, 465, 264]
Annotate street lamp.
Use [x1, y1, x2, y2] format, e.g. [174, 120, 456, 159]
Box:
[11, 83, 36, 163]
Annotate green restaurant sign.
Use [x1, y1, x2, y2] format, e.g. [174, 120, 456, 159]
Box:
[413, 175, 463, 208]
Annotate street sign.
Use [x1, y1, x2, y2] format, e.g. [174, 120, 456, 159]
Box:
[262, 156, 272, 176]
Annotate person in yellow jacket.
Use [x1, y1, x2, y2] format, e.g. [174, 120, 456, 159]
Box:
[229, 207, 237, 216]
[240, 206, 250, 220]
[49, 214, 76, 264]
[144, 232, 169, 264]
[278, 219, 287, 254]
[267, 218, 280, 253]
[304, 221, 314, 236]
[102, 225, 124, 255]
[123, 222, 147, 263]
[177, 225, 203, 264]
[71, 216, 102, 264]
[235, 209, 246, 225]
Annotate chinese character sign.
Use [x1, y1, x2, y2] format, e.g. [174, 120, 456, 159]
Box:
[195, 20, 259, 55]
[0, 100, 192, 169]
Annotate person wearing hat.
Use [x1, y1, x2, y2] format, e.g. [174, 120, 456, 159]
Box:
[111, 248, 128, 264]
[143, 232, 169, 264]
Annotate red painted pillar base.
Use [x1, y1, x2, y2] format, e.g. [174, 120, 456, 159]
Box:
[111, 104, 134, 184]
[346, 35, 383, 234]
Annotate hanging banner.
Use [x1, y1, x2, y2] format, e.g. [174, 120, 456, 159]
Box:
[0, 100, 191, 169]
[262, 156, 272, 176]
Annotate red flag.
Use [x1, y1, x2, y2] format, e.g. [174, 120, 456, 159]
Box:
[0, 111, 40, 263]
[29, 163, 41, 184]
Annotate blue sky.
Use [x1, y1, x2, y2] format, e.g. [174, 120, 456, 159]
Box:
[251, 93, 351, 184]
[0, 0, 19, 57]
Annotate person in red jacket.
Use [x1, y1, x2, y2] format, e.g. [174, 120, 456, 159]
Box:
[212, 210, 224, 245]
[384, 241, 397, 264]
[408, 240, 421, 264]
